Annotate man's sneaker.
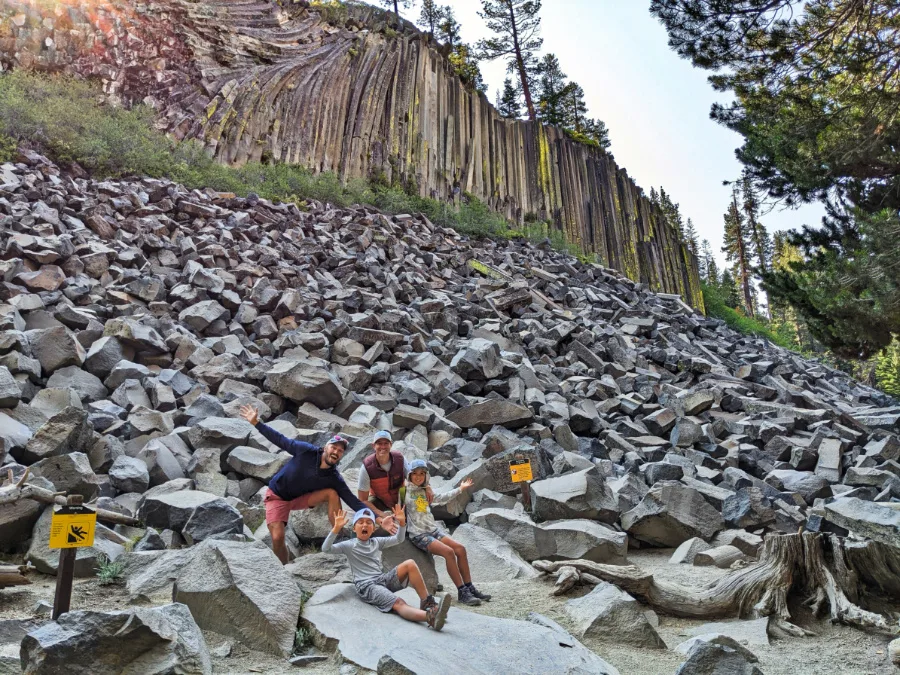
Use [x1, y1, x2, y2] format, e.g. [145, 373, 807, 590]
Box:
[426, 592, 452, 631]
[466, 583, 492, 601]
[420, 595, 438, 612]
[457, 585, 482, 606]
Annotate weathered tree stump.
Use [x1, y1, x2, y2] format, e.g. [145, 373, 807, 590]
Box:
[533, 532, 900, 634]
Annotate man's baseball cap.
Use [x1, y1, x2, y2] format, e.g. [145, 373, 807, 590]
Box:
[373, 430, 393, 442]
[327, 435, 348, 448]
[353, 508, 376, 525]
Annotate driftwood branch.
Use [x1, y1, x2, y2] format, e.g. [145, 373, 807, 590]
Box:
[0, 564, 31, 588]
[533, 533, 898, 635]
[0, 475, 139, 527]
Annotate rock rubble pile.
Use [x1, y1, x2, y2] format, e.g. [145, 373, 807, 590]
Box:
[1, 151, 899, 671]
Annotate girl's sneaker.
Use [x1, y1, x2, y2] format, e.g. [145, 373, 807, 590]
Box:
[426, 593, 452, 631]
[458, 585, 482, 606]
[420, 595, 438, 612]
[466, 583, 491, 601]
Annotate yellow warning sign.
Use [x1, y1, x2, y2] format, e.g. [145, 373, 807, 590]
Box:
[49, 506, 96, 549]
[509, 459, 533, 483]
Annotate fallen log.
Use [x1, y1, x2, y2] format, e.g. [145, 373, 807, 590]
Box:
[1, 470, 139, 527]
[533, 532, 899, 634]
[0, 564, 31, 588]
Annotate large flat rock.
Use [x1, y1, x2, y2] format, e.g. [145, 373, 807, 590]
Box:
[303, 584, 619, 674]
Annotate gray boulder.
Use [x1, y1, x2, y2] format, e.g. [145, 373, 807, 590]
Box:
[531, 467, 618, 523]
[564, 582, 666, 648]
[19, 406, 91, 464]
[108, 455, 150, 494]
[139, 490, 232, 533]
[226, 446, 290, 482]
[286, 552, 353, 594]
[446, 400, 533, 432]
[301, 584, 620, 674]
[764, 469, 831, 505]
[173, 540, 302, 657]
[823, 498, 900, 548]
[31, 452, 101, 500]
[264, 359, 344, 408]
[0, 366, 19, 407]
[675, 641, 763, 675]
[45, 366, 107, 403]
[621, 481, 723, 547]
[468, 508, 627, 563]
[83, 336, 133, 379]
[447, 524, 539, 581]
[27, 326, 85, 374]
[20, 603, 211, 675]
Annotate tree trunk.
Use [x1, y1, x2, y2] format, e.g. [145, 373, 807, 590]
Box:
[508, 2, 536, 121]
[533, 532, 899, 635]
[734, 193, 755, 315]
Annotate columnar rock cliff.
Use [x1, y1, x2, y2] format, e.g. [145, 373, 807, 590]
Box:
[0, 0, 703, 308]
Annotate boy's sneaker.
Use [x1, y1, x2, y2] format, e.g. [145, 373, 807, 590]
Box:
[466, 583, 492, 601]
[457, 585, 482, 606]
[426, 592, 452, 631]
[420, 595, 438, 612]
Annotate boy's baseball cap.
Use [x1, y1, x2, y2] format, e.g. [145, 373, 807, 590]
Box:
[373, 430, 393, 442]
[327, 435, 348, 448]
[353, 508, 377, 525]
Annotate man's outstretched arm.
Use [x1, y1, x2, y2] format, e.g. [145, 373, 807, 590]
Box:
[240, 405, 317, 457]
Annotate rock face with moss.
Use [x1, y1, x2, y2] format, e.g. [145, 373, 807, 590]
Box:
[0, 0, 702, 308]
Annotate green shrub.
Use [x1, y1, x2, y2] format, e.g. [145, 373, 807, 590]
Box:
[702, 283, 792, 348]
[96, 554, 126, 586]
[0, 133, 16, 163]
[310, 0, 348, 25]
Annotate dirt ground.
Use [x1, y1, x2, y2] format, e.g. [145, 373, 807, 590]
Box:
[1, 547, 897, 675]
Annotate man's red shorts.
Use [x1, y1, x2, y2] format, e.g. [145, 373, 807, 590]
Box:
[264, 488, 312, 524]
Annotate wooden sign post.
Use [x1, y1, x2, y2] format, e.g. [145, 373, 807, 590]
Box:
[50, 495, 96, 619]
[509, 456, 533, 511]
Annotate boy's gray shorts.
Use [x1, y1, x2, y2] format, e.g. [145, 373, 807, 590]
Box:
[354, 567, 408, 613]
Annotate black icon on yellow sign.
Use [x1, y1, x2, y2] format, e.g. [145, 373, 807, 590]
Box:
[49, 506, 96, 549]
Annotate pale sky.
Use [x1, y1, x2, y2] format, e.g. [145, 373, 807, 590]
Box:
[396, 0, 826, 264]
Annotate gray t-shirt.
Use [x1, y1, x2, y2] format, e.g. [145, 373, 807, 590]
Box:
[322, 525, 407, 583]
[357, 456, 410, 493]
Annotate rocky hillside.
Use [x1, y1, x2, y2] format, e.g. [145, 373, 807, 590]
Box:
[0, 0, 702, 308]
[1, 144, 900, 671]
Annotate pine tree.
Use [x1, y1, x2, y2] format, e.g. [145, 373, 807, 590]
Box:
[722, 186, 754, 315]
[700, 239, 718, 284]
[582, 118, 610, 149]
[437, 6, 461, 46]
[497, 78, 521, 118]
[535, 53, 570, 126]
[659, 188, 684, 239]
[741, 173, 772, 273]
[477, 0, 543, 121]
[449, 44, 487, 93]
[563, 83, 588, 131]
[417, 0, 445, 37]
[720, 269, 741, 308]
[649, 187, 660, 208]
[683, 218, 699, 253]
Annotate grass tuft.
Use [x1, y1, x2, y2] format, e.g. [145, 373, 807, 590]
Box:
[96, 554, 126, 586]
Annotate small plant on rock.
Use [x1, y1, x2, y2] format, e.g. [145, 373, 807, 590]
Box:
[96, 554, 126, 586]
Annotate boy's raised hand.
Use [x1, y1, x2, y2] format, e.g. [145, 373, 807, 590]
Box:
[460, 478, 474, 491]
[332, 509, 349, 533]
[239, 405, 259, 426]
[391, 503, 406, 527]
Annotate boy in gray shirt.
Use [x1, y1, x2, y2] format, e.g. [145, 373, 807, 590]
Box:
[323, 505, 451, 630]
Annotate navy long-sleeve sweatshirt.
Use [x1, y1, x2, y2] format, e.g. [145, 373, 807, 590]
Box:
[256, 422, 367, 511]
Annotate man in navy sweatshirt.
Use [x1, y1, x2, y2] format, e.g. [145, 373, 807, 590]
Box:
[240, 405, 394, 564]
